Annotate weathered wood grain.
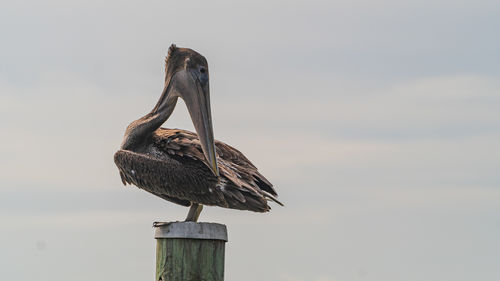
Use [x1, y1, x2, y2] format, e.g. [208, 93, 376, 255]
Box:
[155, 222, 227, 281]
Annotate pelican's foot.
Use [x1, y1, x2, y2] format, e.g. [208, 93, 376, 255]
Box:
[153, 221, 170, 227]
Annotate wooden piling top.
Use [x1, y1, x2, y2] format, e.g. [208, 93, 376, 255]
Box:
[154, 222, 228, 241]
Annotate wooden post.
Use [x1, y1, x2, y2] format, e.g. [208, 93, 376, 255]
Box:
[154, 222, 228, 281]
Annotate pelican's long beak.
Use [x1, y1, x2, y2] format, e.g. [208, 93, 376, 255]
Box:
[180, 70, 219, 177]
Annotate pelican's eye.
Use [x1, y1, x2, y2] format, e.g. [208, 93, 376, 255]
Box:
[198, 66, 208, 85]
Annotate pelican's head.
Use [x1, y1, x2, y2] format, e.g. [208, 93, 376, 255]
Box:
[154, 44, 219, 177]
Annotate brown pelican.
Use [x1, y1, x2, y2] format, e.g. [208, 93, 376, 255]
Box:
[114, 44, 282, 222]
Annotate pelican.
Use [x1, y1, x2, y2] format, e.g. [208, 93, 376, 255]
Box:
[114, 44, 282, 222]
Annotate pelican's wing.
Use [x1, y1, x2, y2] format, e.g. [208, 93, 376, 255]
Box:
[114, 148, 224, 207]
[154, 128, 283, 209]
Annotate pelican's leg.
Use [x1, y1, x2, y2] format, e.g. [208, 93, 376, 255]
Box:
[185, 203, 203, 222]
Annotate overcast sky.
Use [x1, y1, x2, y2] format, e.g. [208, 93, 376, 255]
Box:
[1, 1, 499, 281]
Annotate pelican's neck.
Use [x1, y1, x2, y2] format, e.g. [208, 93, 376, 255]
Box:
[120, 90, 178, 150]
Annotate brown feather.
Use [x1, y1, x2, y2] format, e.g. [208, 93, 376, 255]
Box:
[114, 127, 281, 212]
